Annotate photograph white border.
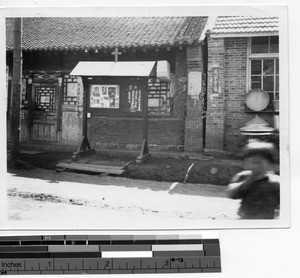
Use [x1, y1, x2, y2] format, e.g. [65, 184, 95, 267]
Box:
[0, 4, 290, 230]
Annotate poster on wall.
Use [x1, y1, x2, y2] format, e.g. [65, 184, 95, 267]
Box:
[90, 85, 119, 108]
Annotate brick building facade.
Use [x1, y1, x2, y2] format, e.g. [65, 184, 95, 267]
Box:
[205, 16, 279, 152]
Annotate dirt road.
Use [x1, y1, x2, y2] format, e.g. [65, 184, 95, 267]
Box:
[7, 168, 240, 229]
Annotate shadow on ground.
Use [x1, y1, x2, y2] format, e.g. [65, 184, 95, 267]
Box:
[8, 150, 244, 186]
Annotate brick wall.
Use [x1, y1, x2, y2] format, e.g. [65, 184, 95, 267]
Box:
[184, 44, 205, 152]
[206, 37, 226, 150]
[88, 116, 185, 151]
[173, 48, 187, 118]
[206, 36, 276, 152]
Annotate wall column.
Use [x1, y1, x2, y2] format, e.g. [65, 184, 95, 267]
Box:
[205, 36, 225, 151]
[184, 44, 204, 152]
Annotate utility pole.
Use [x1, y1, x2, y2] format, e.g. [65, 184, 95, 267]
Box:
[10, 18, 22, 163]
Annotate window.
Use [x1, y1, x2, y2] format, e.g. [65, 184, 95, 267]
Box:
[148, 78, 171, 115]
[249, 36, 279, 104]
[34, 85, 56, 112]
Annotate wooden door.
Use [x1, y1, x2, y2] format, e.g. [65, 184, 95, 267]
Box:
[31, 84, 58, 141]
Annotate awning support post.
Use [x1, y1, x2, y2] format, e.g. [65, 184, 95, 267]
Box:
[72, 79, 95, 161]
[136, 78, 151, 163]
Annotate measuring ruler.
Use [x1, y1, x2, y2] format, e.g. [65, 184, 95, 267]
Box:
[0, 234, 221, 274]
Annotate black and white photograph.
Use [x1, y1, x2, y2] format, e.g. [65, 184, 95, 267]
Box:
[2, 5, 289, 230]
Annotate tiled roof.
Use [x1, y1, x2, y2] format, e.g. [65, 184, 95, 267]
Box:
[211, 16, 279, 34]
[6, 17, 208, 51]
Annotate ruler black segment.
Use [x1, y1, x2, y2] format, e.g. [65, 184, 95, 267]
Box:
[133, 240, 156, 245]
[0, 253, 50, 258]
[156, 240, 179, 244]
[66, 240, 87, 245]
[202, 239, 219, 244]
[0, 242, 20, 246]
[88, 241, 110, 245]
[20, 241, 42, 246]
[42, 241, 65, 245]
[49, 252, 101, 258]
[111, 240, 134, 245]
[178, 239, 202, 244]
[0, 246, 48, 252]
[153, 251, 205, 257]
[203, 244, 221, 256]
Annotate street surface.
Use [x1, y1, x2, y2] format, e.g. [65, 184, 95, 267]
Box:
[6, 168, 240, 229]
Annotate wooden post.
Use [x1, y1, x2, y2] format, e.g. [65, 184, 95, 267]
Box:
[136, 78, 151, 163]
[56, 77, 63, 141]
[27, 77, 33, 140]
[72, 77, 95, 160]
[10, 18, 22, 163]
[142, 79, 149, 152]
[82, 78, 88, 139]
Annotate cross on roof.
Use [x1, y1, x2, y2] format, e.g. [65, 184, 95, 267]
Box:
[111, 47, 122, 62]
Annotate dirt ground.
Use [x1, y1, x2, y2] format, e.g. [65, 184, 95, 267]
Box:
[16, 150, 244, 186]
[7, 167, 240, 228]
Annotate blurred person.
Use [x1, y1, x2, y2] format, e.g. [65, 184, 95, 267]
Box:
[227, 140, 280, 219]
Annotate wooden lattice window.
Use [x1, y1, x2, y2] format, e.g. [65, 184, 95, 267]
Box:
[148, 78, 171, 115]
[34, 85, 56, 112]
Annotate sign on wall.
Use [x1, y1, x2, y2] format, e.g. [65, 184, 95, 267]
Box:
[90, 85, 119, 109]
[124, 85, 142, 112]
[67, 83, 78, 97]
[212, 67, 220, 94]
[188, 71, 202, 99]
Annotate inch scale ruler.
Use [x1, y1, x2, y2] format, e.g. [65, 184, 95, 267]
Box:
[0, 234, 221, 274]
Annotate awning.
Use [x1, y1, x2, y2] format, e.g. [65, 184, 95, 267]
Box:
[70, 61, 156, 77]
